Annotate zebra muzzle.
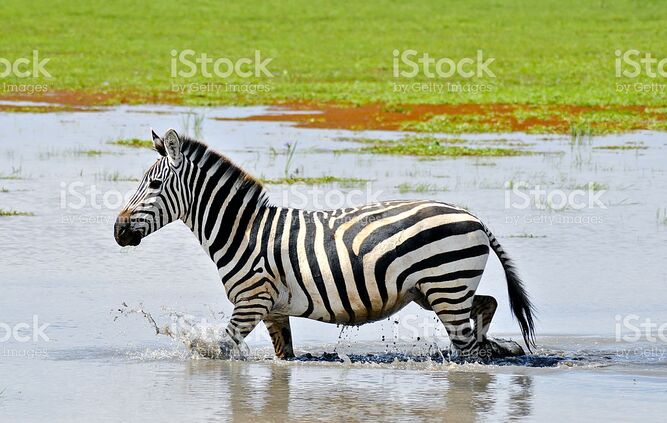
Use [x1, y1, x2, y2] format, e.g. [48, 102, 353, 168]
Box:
[114, 212, 143, 247]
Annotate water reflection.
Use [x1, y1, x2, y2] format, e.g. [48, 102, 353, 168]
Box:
[182, 360, 534, 421]
[507, 375, 533, 420]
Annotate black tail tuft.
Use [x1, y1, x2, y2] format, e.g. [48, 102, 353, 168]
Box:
[500, 256, 536, 351]
[484, 225, 536, 351]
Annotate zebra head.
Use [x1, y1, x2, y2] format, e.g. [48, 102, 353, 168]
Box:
[114, 128, 188, 247]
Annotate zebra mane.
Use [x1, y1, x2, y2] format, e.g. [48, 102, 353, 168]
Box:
[179, 136, 270, 208]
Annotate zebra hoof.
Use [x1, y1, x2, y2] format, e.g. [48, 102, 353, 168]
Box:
[189, 339, 237, 359]
[216, 340, 236, 359]
[483, 337, 526, 358]
[186, 338, 234, 359]
[212, 339, 249, 360]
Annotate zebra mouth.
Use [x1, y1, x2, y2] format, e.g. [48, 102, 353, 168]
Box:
[114, 211, 143, 247]
[114, 225, 142, 247]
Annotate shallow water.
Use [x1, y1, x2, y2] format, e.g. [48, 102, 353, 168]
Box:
[1, 104, 666, 421]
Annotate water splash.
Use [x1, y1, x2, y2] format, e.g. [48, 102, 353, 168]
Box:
[114, 303, 247, 359]
[114, 304, 631, 369]
[292, 348, 565, 367]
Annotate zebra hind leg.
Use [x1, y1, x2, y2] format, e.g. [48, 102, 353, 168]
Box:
[470, 295, 497, 342]
[417, 277, 483, 362]
[470, 295, 526, 359]
[471, 294, 527, 358]
[470, 294, 498, 360]
[264, 316, 295, 359]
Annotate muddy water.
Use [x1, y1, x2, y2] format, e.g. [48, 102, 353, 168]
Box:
[1, 104, 666, 421]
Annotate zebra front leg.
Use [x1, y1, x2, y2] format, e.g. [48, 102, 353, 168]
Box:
[221, 298, 272, 359]
[264, 316, 294, 359]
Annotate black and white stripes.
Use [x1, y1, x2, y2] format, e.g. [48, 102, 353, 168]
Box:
[115, 129, 536, 359]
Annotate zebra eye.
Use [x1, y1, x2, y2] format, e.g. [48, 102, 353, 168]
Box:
[148, 179, 162, 189]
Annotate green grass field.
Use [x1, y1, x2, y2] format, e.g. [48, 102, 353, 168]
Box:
[2, 0, 667, 132]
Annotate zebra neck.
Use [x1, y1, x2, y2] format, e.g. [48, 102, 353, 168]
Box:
[182, 162, 269, 263]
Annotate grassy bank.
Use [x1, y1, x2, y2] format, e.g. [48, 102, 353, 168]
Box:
[1, 0, 667, 132]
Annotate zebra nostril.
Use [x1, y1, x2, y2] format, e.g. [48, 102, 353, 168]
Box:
[114, 210, 140, 246]
[114, 221, 142, 247]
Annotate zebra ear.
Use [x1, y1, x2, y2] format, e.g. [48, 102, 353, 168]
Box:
[151, 129, 167, 157]
[163, 128, 182, 166]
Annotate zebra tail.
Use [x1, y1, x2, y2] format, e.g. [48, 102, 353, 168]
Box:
[483, 224, 536, 351]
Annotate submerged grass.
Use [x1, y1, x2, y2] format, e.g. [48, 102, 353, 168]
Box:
[77, 149, 112, 156]
[109, 138, 153, 149]
[657, 209, 667, 226]
[0, 208, 34, 217]
[571, 182, 608, 191]
[507, 233, 547, 239]
[0, 167, 24, 180]
[338, 136, 467, 145]
[261, 176, 369, 185]
[39, 148, 119, 159]
[396, 183, 447, 194]
[95, 171, 139, 182]
[594, 144, 649, 150]
[339, 136, 526, 157]
[182, 112, 206, 139]
[0, 174, 23, 180]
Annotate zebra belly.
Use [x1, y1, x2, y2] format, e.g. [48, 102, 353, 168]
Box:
[284, 286, 420, 325]
[284, 239, 489, 325]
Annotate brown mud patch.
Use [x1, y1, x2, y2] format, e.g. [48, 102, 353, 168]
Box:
[0, 90, 181, 113]
[1, 91, 664, 134]
[216, 102, 665, 134]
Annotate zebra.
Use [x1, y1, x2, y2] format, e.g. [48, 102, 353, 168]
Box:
[114, 129, 535, 361]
